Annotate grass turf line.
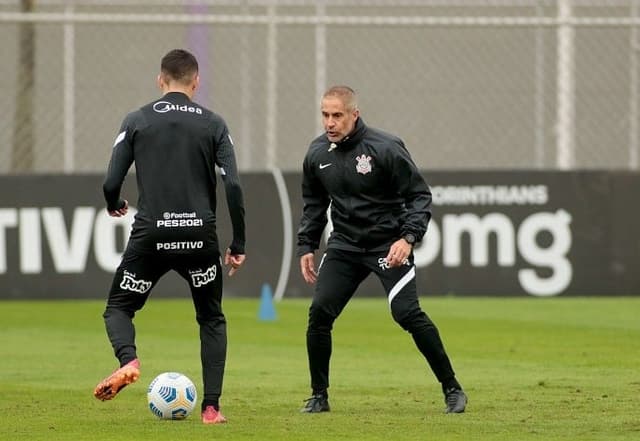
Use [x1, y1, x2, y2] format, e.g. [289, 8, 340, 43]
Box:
[0, 297, 638, 441]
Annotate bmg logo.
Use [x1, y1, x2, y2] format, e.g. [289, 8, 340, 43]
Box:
[414, 210, 573, 296]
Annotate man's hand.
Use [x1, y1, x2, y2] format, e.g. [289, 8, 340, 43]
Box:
[224, 248, 246, 276]
[108, 199, 128, 217]
[300, 252, 317, 284]
[385, 238, 413, 267]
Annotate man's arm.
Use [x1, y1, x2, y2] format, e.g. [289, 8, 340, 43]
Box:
[214, 123, 246, 257]
[390, 140, 431, 242]
[296, 155, 331, 257]
[103, 114, 135, 214]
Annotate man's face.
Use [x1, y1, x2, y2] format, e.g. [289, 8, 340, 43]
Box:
[321, 96, 359, 143]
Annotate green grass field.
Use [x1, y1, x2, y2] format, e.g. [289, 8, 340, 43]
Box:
[1, 297, 638, 441]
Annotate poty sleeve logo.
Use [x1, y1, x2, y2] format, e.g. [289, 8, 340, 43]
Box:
[120, 274, 152, 293]
[190, 264, 217, 287]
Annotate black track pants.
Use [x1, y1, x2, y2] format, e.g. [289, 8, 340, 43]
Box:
[306, 248, 457, 392]
[102, 246, 226, 404]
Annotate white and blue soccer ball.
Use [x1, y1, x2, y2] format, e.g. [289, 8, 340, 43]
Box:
[147, 372, 198, 420]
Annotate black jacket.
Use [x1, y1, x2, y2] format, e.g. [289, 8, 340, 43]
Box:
[297, 118, 431, 255]
[103, 92, 245, 255]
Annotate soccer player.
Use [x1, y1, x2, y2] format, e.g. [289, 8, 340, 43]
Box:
[93, 49, 246, 425]
[297, 86, 467, 414]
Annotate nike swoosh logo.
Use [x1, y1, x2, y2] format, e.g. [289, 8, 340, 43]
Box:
[319, 163, 332, 169]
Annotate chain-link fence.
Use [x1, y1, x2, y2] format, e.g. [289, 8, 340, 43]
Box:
[1, 0, 639, 173]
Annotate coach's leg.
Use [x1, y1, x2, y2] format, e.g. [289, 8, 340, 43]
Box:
[375, 257, 462, 393]
[177, 253, 226, 412]
[306, 249, 368, 396]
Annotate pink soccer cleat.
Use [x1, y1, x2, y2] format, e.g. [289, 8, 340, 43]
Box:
[201, 405, 227, 424]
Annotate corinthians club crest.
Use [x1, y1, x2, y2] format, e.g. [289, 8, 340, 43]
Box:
[355, 154, 373, 175]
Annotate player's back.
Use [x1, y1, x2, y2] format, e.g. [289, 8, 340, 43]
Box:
[128, 92, 220, 254]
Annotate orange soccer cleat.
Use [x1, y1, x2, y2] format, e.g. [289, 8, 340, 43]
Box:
[93, 358, 140, 401]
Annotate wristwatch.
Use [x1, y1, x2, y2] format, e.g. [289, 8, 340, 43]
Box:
[403, 233, 416, 245]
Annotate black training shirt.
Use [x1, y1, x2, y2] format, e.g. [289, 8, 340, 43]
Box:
[297, 118, 431, 255]
[103, 92, 245, 255]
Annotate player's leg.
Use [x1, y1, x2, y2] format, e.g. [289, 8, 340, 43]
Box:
[302, 248, 369, 412]
[371, 252, 467, 413]
[95, 249, 168, 400]
[174, 252, 227, 423]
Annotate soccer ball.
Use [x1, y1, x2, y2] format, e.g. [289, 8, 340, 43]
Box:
[147, 372, 198, 420]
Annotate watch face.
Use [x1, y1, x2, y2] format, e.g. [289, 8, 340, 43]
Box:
[404, 234, 416, 244]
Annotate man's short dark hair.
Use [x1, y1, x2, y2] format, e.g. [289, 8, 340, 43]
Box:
[160, 49, 199, 84]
